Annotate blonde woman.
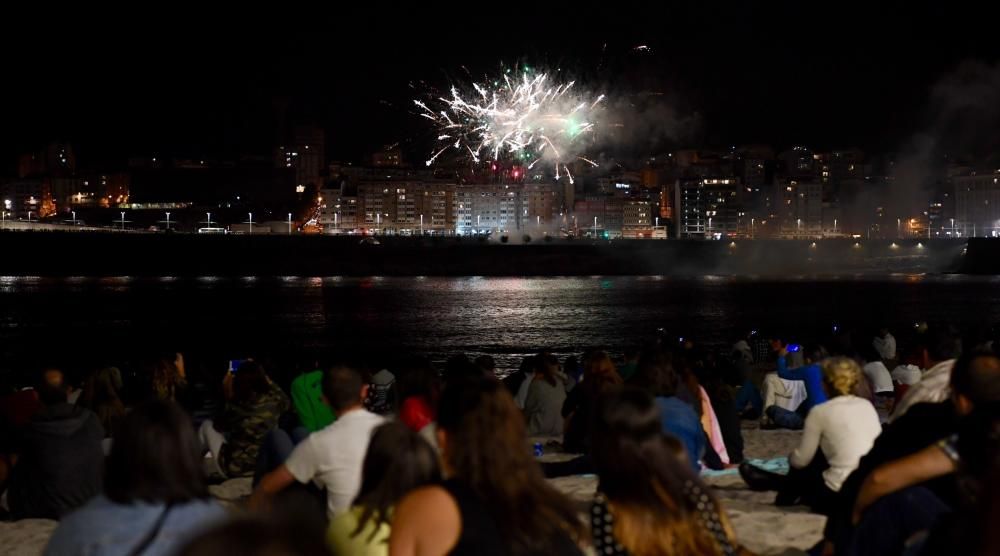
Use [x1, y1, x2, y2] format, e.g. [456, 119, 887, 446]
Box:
[741, 357, 881, 513]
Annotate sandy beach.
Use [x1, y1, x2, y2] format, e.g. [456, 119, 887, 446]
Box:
[0, 424, 815, 556]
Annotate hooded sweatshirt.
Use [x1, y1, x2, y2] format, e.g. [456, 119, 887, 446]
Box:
[9, 402, 105, 519]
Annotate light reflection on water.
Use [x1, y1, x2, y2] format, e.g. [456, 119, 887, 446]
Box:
[0, 275, 999, 373]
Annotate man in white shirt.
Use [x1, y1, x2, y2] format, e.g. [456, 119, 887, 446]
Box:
[891, 327, 962, 422]
[250, 366, 385, 517]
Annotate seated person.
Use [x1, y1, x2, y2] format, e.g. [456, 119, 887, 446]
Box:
[198, 361, 290, 478]
[327, 422, 440, 556]
[761, 340, 828, 429]
[590, 387, 744, 556]
[7, 367, 105, 519]
[891, 326, 962, 422]
[821, 351, 1000, 554]
[846, 402, 999, 556]
[251, 366, 385, 518]
[44, 401, 227, 556]
[861, 345, 895, 397]
[740, 357, 881, 513]
[562, 351, 622, 455]
[631, 349, 706, 472]
[389, 377, 584, 556]
[523, 353, 569, 437]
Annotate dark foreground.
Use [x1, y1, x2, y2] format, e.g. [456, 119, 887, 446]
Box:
[0, 232, 980, 276]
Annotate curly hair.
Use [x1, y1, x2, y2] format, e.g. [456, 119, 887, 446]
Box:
[821, 357, 862, 397]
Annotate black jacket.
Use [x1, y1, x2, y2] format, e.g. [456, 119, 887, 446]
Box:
[9, 402, 105, 519]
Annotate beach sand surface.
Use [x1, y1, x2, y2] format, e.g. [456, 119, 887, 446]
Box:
[1, 425, 819, 555]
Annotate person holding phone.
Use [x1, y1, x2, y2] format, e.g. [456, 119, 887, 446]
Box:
[760, 338, 829, 430]
[198, 360, 289, 478]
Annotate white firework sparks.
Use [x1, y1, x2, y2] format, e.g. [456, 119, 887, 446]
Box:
[416, 69, 604, 180]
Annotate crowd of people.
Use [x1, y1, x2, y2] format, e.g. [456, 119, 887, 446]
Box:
[0, 321, 996, 556]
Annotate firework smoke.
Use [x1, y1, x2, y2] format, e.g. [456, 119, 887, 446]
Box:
[415, 68, 605, 183]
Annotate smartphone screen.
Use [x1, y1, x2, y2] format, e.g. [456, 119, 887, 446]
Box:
[228, 359, 247, 373]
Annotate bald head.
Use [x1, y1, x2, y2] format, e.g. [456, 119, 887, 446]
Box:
[951, 353, 1000, 413]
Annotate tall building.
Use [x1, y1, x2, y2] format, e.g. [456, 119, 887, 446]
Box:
[735, 144, 775, 190]
[277, 124, 326, 194]
[779, 179, 823, 238]
[319, 184, 360, 233]
[674, 178, 741, 239]
[413, 183, 455, 233]
[522, 183, 557, 227]
[454, 184, 521, 235]
[622, 200, 653, 238]
[777, 146, 816, 179]
[573, 195, 625, 238]
[953, 172, 1000, 237]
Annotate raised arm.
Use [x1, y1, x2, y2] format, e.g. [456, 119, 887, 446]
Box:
[776, 355, 808, 381]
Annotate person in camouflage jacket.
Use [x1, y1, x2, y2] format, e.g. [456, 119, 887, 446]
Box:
[209, 361, 290, 477]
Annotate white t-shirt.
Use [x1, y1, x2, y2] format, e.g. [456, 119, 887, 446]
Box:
[789, 395, 881, 492]
[284, 408, 385, 517]
[873, 333, 897, 360]
[891, 364, 923, 386]
[891, 360, 955, 422]
[514, 375, 533, 409]
[862, 361, 894, 393]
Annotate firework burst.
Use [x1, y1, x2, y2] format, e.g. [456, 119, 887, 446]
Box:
[415, 68, 604, 183]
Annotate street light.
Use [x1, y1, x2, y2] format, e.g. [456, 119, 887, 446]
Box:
[27, 211, 32, 222]
[165, 212, 171, 230]
[420, 214, 424, 235]
[287, 213, 293, 235]
[206, 212, 213, 228]
[248, 212, 253, 235]
[72, 211, 77, 226]
[120, 211, 126, 230]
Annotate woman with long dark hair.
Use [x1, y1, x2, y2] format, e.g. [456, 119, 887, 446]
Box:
[390, 377, 584, 556]
[562, 351, 622, 454]
[44, 400, 227, 556]
[590, 387, 742, 556]
[328, 422, 440, 555]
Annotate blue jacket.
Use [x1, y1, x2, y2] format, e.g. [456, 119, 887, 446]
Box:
[776, 356, 829, 413]
[655, 396, 706, 472]
[44, 495, 228, 556]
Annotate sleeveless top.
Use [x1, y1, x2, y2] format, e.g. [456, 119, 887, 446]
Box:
[591, 480, 737, 556]
[441, 480, 583, 556]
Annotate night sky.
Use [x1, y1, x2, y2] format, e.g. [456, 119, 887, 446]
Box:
[4, 2, 999, 171]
